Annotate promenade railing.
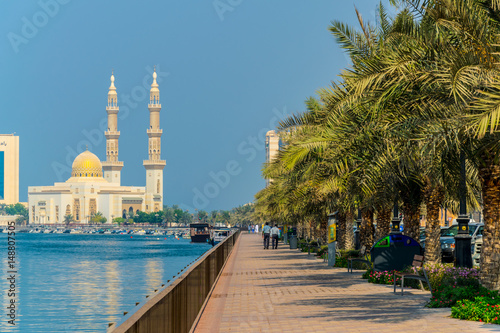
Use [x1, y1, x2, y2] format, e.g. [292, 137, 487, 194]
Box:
[107, 230, 240, 333]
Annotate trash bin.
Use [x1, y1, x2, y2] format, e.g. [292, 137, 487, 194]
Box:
[289, 235, 298, 249]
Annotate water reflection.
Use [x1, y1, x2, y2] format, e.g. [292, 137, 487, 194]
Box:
[0, 233, 210, 332]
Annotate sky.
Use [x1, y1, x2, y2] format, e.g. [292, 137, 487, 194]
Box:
[0, 0, 394, 212]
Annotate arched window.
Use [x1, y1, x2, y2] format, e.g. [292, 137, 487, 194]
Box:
[122, 209, 127, 219]
[129, 207, 134, 216]
[157, 180, 160, 194]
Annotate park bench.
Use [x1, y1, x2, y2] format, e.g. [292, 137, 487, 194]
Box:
[347, 246, 372, 273]
[308, 238, 322, 255]
[393, 254, 432, 295]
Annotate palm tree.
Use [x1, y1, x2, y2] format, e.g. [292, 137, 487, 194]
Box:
[64, 214, 73, 226]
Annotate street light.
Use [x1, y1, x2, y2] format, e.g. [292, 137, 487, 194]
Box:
[391, 202, 401, 234]
[354, 208, 362, 250]
[455, 151, 472, 268]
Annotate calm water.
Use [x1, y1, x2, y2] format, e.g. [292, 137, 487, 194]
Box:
[0, 233, 211, 332]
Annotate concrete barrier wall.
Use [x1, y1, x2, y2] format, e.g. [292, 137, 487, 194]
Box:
[108, 231, 240, 333]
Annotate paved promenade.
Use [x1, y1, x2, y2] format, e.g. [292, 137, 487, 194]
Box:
[194, 233, 500, 333]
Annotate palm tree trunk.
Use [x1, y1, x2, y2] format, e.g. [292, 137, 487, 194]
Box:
[319, 216, 328, 244]
[402, 202, 421, 241]
[360, 209, 375, 250]
[345, 210, 355, 250]
[297, 221, 304, 239]
[309, 219, 314, 239]
[423, 182, 443, 265]
[479, 155, 500, 290]
[337, 212, 346, 250]
[375, 207, 391, 240]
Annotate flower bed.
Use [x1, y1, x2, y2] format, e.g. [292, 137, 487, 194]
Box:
[452, 295, 500, 324]
[361, 263, 484, 302]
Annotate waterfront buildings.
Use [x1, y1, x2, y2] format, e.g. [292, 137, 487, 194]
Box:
[265, 130, 280, 187]
[28, 70, 165, 224]
[0, 134, 19, 205]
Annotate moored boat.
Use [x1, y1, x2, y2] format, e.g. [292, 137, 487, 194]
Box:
[190, 223, 211, 243]
[209, 228, 231, 245]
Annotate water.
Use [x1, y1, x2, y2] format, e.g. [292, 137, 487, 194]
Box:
[0, 233, 211, 332]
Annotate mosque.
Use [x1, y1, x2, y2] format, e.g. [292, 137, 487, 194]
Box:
[28, 70, 166, 224]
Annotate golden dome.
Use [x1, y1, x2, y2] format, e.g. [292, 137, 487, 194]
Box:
[71, 149, 103, 178]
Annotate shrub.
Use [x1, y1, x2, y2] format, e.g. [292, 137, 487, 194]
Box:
[334, 249, 370, 269]
[423, 263, 479, 292]
[309, 240, 319, 247]
[452, 295, 500, 323]
[317, 245, 328, 258]
[427, 279, 492, 308]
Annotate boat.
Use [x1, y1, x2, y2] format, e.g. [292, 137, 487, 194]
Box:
[209, 228, 231, 245]
[182, 233, 191, 239]
[190, 223, 211, 243]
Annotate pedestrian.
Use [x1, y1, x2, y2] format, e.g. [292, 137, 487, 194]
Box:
[271, 224, 280, 249]
[248, 225, 251, 233]
[262, 222, 271, 249]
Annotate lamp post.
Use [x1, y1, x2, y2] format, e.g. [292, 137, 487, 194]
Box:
[455, 151, 472, 268]
[354, 208, 362, 250]
[391, 202, 401, 234]
[155, 213, 159, 226]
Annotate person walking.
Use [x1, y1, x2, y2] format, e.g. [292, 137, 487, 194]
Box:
[262, 222, 271, 249]
[271, 224, 280, 249]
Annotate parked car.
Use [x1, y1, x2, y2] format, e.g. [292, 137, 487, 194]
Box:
[471, 225, 484, 266]
[440, 223, 483, 263]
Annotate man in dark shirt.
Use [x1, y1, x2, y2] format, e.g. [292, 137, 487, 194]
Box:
[262, 222, 271, 249]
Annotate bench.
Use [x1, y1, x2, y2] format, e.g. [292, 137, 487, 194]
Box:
[393, 254, 432, 295]
[347, 246, 372, 273]
[308, 238, 322, 256]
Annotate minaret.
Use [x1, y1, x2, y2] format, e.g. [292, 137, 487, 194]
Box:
[143, 67, 166, 212]
[102, 71, 124, 184]
[265, 130, 280, 187]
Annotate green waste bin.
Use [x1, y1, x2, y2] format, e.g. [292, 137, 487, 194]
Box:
[289, 235, 298, 249]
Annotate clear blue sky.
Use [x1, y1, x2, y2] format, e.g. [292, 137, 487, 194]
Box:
[0, 0, 392, 212]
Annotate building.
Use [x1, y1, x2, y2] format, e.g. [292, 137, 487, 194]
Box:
[28, 70, 165, 224]
[265, 130, 280, 187]
[0, 134, 19, 205]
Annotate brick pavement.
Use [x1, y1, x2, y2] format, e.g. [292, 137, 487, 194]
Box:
[193, 233, 500, 333]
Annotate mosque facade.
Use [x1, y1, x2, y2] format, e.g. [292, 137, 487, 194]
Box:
[28, 70, 165, 224]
